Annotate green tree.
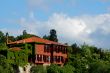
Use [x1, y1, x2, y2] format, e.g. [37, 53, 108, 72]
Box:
[16, 30, 37, 40]
[0, 31, 5, 43]
[62, 64, 75, 73]
[71, 43, 81, 54]
[47, 64, 61, 73]
[43, 29, 58, 42]
[30, 65, 46, 73]
[43, 35, 49, 40]
[0, 54, 14, 73]
[23, 30, 27, 35]
[89, 61, 110, 73]
[49, 29, 58, 42]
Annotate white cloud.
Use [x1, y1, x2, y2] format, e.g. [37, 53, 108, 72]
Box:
[18, 12, 110, 48]
[46, 13, 92, 43]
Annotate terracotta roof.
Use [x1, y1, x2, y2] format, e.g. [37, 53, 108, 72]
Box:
[9, 47, 21, 51]
[8, 36, 67, 46]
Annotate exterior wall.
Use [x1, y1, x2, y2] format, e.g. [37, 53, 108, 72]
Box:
[35, 44, 51, 65]
[34, 44, 67, 66]
[52, 46, 67, 65]
[35, 44, 44, 54]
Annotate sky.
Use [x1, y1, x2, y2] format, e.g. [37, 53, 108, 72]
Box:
[0, 0, 110, 49]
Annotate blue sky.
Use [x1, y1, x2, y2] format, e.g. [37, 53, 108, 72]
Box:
[0, 0, 110, 49]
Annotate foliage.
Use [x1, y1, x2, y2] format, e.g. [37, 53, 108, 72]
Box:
[31, 65, 46, 73]
[66, 43, 110, 73]
[0, 54, 14, 73]
[43, 29, 58, 42]
[49, 29, 58, 42]
[88, 61, 110, 73]
[47, 64, 75, 73]
[0, 43, 8, 50]
[7, 50, 28, 66]
[0, 31, 6, 43]
[16, 30, 37, 41]
[47, 64, 62, 73]
[7, 44, 31, 67]
[62, 64, 75, 73]
[43, 35, 49, 40]
[1, 30, 110, 73]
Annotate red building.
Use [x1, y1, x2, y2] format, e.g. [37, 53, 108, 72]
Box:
[8, 36, 68, 66]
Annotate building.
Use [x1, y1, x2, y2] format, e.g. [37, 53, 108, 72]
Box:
[7, 36, 68, 66]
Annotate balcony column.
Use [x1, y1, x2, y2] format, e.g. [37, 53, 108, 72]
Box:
[42, 55, 43, 62]
[36, 55, 37, 61]
[48, 56, 50, 62]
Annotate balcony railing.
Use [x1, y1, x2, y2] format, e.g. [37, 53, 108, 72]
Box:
[44, 44, 67, 54]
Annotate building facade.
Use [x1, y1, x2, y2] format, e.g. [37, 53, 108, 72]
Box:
[8, 36, 68, 66]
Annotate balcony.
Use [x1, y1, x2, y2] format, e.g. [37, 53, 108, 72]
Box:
[53, 45, 67, 54]
[35, 54, 51, 64]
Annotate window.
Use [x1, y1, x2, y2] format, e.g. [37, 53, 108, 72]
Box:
[65, 48, 67, 53]
[43, 55, 50, 62]
[37, 54, 42, 61]
[62, 47, 64, 53]
[44, 45, 50, 52]
[64, 47, 67, 54]
[43, 55, 46, 62]
[61, 46, 63, 52]
[60, 56, 62, 62]
[56, 46, 59, 53]
[53, 56, 57, 62]
[44, 45, 47, 52]
[62, 47, 67, 54]
[53, 45, 56, 52]
[57, 46, 60, 53]
[49, 56, 51, 62]
[59, 46, 62, 52]
[61, 57, 64, 62]
[57, 56, 60, 62]
[48, 56, 50, 62]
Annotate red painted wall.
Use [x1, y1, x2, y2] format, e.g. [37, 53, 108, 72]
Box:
[35, 44, 67, 65]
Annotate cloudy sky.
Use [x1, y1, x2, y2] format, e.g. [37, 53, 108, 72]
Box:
[0, 0, 110, 49]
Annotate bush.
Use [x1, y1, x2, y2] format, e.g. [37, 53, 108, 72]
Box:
[30, 65, 46, 73]
[0, 54, 14, 73]
[47, 64, 62, 73]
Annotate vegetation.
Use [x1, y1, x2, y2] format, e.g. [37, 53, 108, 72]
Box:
[43, 29, 58, 42]
[0, 30, 34, 72]
[31, 65, 46, 73]
[0, 30, 110, 73]
[16, 30, 38, 41]
[0, 54, 14, 73]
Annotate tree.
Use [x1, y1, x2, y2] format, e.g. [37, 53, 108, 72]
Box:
[0, 31, 5, 43]
[62, 64, 75, 73]
[49, 29, 58, 42]
[23, 30, 27, 35]
[16, 30, 37, 40]
[47, 64, 61, 73]
[88, 61, 110, 73]
[71, 43, 81, 54]
[8, 36, 15, 42]
[5, 32, 16, 43]
[30, 65, 46, 73]
[43, 35, 49, 40]
[0, 54, 14, 73]
[43, 29, 58, 42]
